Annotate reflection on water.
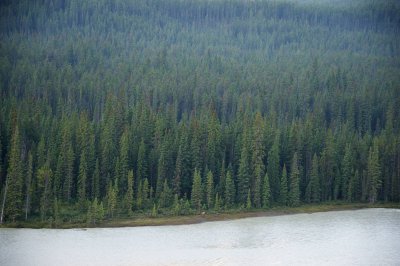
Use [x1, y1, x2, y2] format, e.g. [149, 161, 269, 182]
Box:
[1, 208, 400, 266]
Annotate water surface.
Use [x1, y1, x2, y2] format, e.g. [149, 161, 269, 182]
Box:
[1, 208, 400, 265]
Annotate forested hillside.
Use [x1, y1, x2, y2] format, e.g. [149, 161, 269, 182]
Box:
[0, 0, 399, 225]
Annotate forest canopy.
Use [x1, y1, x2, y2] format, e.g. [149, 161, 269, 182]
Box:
[0, 0, 399, 224]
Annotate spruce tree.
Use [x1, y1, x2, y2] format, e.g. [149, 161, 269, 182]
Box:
[342, 145, 353, 201]
[309, 154, 321, 203]
[267, 132, 280, 202]
[159, 179, 172, 208]
[38, 161, 53, 221]
[367, 142, 381, 204]
[191, 168, 202, 211]
[288, 153, 300, 207]
[224, 169, 235, 209]
[91, 159, 100, 200]
[279, 164, 288, 205]
[78, 150, 88, 209]
[63, 143, 74, 202]
[124, 170, 134, 215]
[118, 129, 130, 195]
[24, 151, 33, 220]
[262, 173, 271, 208]
[4, 126, 23, 222]
[206, 170, 214, 209]
[246, 189, 252, 209]
[238, 131, 251, 205]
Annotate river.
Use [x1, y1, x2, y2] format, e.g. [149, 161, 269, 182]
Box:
[1, 208, 400, 265]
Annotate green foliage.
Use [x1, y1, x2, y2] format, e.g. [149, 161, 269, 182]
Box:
[87, 198, 105, 225]
[267, 132, 280, 202]
[246, 189, 252, 209]
[279, 165, 288, 206]
[288, 153, 300, 207]
[206, 170, 214, 209]
[224, 169, 235, 209]
[262, 173, 271, 208]
[191, 169, 202, 211]
[4, 126, 23, 222]
[124, 170, 134, 216]
[368, 141, 381, 204]
[0, 0, 399, 224]
[78, 151, 88, 209]
[106, 180, 118, 218]
[238, 131, 251, 205]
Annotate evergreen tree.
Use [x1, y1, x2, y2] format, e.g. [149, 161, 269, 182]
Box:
[4, 126, 23, 222]
[53, 197, 60, 227]
[91, 159, 100, 200]
[246, 188, 252, 209]
[206, 170, 214, 209]
[367, 142, 381, 204]
[63, 143, 74, 202]
[78, 151, 88, 208]
[342, 145, 353, 201]
[262, 173, 271, 208]
[142, 178, 150, 209]
[288, 153, 300, 207]
[118, 129, 130, 195]
[214, 192, 221, 212]
[38, 161, 53, 221]
[124, 170, 134, 216]
[267, 132, 280, 202]
[191, 169, 202, 211]
[279, 164, 288, 205]
[238, 131, 251, 205]
[24, 151, 33, 220]
[309, 154, 321, 203]
[348, 170, 359, 202]
[106, 180, 117, 218]
[159, 179, 172, 208]
[224, 169, 235, 209]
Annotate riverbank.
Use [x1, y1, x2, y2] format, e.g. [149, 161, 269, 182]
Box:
[100, 202, 400, 228]
[2, 201, 398, 229]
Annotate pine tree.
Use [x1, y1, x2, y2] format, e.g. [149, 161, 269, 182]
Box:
[279, 165, 288, 205]
[367, 142, 381, 204]
[309, 154, 320, 203]
[348, 170, 359, 202]
[63, 143, 74, 202]
[24, 151, 33, 220]
[206, 170, 214, 209]
[342, 145, 353, 201]
[262, 173, 271, 208]
[267, 132, 280, 202]
[124, 170, 134, 216]
[238, 131, 251, 205]
[4, 126, 23, 222]
[78, 150, 88, 209]
[288, 153, 300, 207]
[224, 169, 235, 209]
[106, 180, 117, 218]
[118, 129, 130, 195]
[246, 188, 252, 209]
[38, 161, 53, 221]
[53, 197, 60, 227]
[159, 179, 172, 208]
[137, 138, 147, 186]
[191, 168, 202, 211]
[91, 159, 100, 200]
[142, 178, 150, 209]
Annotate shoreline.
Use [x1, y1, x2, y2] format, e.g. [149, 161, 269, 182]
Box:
[99, 202, 400, 228]
[2, 202, 398, 229]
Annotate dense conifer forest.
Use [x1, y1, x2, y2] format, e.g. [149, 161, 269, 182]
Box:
[0, 0, 399, 225]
